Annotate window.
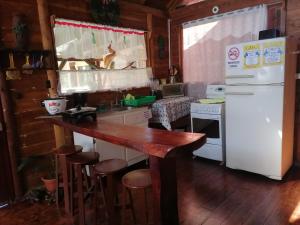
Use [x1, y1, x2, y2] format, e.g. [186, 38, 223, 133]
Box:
[182, 5, 267, 86]
[53, 18, 152, 94]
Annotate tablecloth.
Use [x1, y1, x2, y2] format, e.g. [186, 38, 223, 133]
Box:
[150, 96, 195, 130]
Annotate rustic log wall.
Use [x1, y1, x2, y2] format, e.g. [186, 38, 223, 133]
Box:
[0, 0, 168, 190]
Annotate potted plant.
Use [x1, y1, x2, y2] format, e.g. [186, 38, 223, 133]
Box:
[18, 153, 57, 202]
[41, 155, 57, 194]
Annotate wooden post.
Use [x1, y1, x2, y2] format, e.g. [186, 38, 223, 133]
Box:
[149, 156, 179, 225]
[0, 71, 22, 198]
[147, 13, 153, 68]
[36, 0, 66, 148]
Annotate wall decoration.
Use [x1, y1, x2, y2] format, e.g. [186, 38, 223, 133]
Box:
[12, 14, 29, 50]
[157, 35, 165, 59]
[90, 0, 120, 26]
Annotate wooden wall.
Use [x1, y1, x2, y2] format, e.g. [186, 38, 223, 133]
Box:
[287, 0, 300, 162]
[0, 0, 168, 190]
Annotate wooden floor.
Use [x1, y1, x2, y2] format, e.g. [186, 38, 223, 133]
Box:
[2, 156, 300, 225]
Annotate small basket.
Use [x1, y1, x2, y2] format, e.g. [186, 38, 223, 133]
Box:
[123, 96, 156, 107]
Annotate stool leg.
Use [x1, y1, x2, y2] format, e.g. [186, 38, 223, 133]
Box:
[99, 176, 109, 220]
[106, 174, 117, 225]
[144, 188, 149, 225]
[76, 164, 85, 225]
[60, 155, 70, 214]
[83, 166, 90, 191]
[69, 163, 74, 216]
[55, 155, 59, 209]
[91, 168, 98, 225]
[121, 186, 127, 225]
[128, 189, 137, 225]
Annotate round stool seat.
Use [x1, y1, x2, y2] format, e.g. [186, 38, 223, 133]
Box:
[54, 145, 83, 155]
[68, 152, 99, 165]
[122, 169, 151, 189]
[94, 159, 128, 175]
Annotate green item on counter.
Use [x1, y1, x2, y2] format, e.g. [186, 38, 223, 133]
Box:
[123, 95, 156, 107]
[125, 93, 135, 100]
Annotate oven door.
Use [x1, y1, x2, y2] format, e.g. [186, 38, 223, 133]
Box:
[191, 113, 222, 145]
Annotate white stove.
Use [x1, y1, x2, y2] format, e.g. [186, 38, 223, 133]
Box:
[191, 85, 225, 161]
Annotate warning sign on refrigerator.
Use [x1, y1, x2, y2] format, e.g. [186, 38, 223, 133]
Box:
[226, 46, 242, 70]
[263, 41, 285, 66]
[243, 44, 261, 69]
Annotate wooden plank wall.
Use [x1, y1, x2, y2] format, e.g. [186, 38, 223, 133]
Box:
[0, 0, 168, 190]
[169, 0, 300, 162]
[287, 0, 300, 162]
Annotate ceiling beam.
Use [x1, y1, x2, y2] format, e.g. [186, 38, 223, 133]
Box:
[167, 0, 180, 11]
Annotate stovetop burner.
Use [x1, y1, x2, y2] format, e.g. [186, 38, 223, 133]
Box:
[62, 107, 97, 123]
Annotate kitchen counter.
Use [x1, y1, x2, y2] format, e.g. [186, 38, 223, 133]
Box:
[42, 115, 206, 225]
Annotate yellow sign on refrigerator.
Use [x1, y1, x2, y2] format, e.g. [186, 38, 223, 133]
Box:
[263, 41, 285, 66]
[243, 44, 261, 69]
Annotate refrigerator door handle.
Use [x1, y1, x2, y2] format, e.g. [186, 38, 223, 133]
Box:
[226, 75, 255, 79]
[225, 92, 254, 96]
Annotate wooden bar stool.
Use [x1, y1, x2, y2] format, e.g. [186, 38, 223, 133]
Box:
[54, 145, 83, 213]
[93, 159, 128, 224]
[68, 152, 99, 225]
[121, 169, 152, 225]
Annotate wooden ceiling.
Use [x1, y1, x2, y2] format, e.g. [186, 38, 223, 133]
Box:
[125, 0, 206, 11]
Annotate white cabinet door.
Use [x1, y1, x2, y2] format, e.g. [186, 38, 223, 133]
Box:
[124, 109, 152, 125]
[96, 140, 126, 161]
[95, 108, 150, 165]
[96, 114, 126, 161]
[125, 122, 148, 165]
[124, 109, 150, 165]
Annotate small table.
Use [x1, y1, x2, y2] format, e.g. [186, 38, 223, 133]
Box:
[41, 116, 206, 225]
[150, 96, 195, 130]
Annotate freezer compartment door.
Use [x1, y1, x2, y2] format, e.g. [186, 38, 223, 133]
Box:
[225, 65, 285, 85]
[225, 38, 285, 85]
[225, 85, 284, 178]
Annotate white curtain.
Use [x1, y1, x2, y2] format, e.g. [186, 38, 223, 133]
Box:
[53, 18, 151, 94]
[183, 5, 268, 89]
[59, 68, 153, 95]
[54, 18, 147, 68]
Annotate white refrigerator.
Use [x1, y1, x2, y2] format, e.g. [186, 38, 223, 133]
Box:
[225, 37, 296, 180]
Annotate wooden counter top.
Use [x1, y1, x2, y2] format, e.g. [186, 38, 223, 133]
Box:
[43, 116, 206, 158]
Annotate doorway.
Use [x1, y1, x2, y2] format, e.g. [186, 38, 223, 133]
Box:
[0, 98, 13, 206]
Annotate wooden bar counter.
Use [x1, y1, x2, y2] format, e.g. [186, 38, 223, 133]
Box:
[43, 116, 206, 225]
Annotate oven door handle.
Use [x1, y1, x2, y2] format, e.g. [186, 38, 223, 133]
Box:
[225, 92, 254, 96]
[225, 75, 255, 79]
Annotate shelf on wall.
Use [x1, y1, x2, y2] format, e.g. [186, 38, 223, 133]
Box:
[0, 48, 56, 71]
[0, 48, 52, 55]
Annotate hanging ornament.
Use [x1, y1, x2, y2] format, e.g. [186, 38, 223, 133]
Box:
[90, 0, 120, 26]
[91, 32, 96, 44]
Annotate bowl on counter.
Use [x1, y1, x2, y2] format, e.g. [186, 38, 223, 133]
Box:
[42, 97, 68, 115]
